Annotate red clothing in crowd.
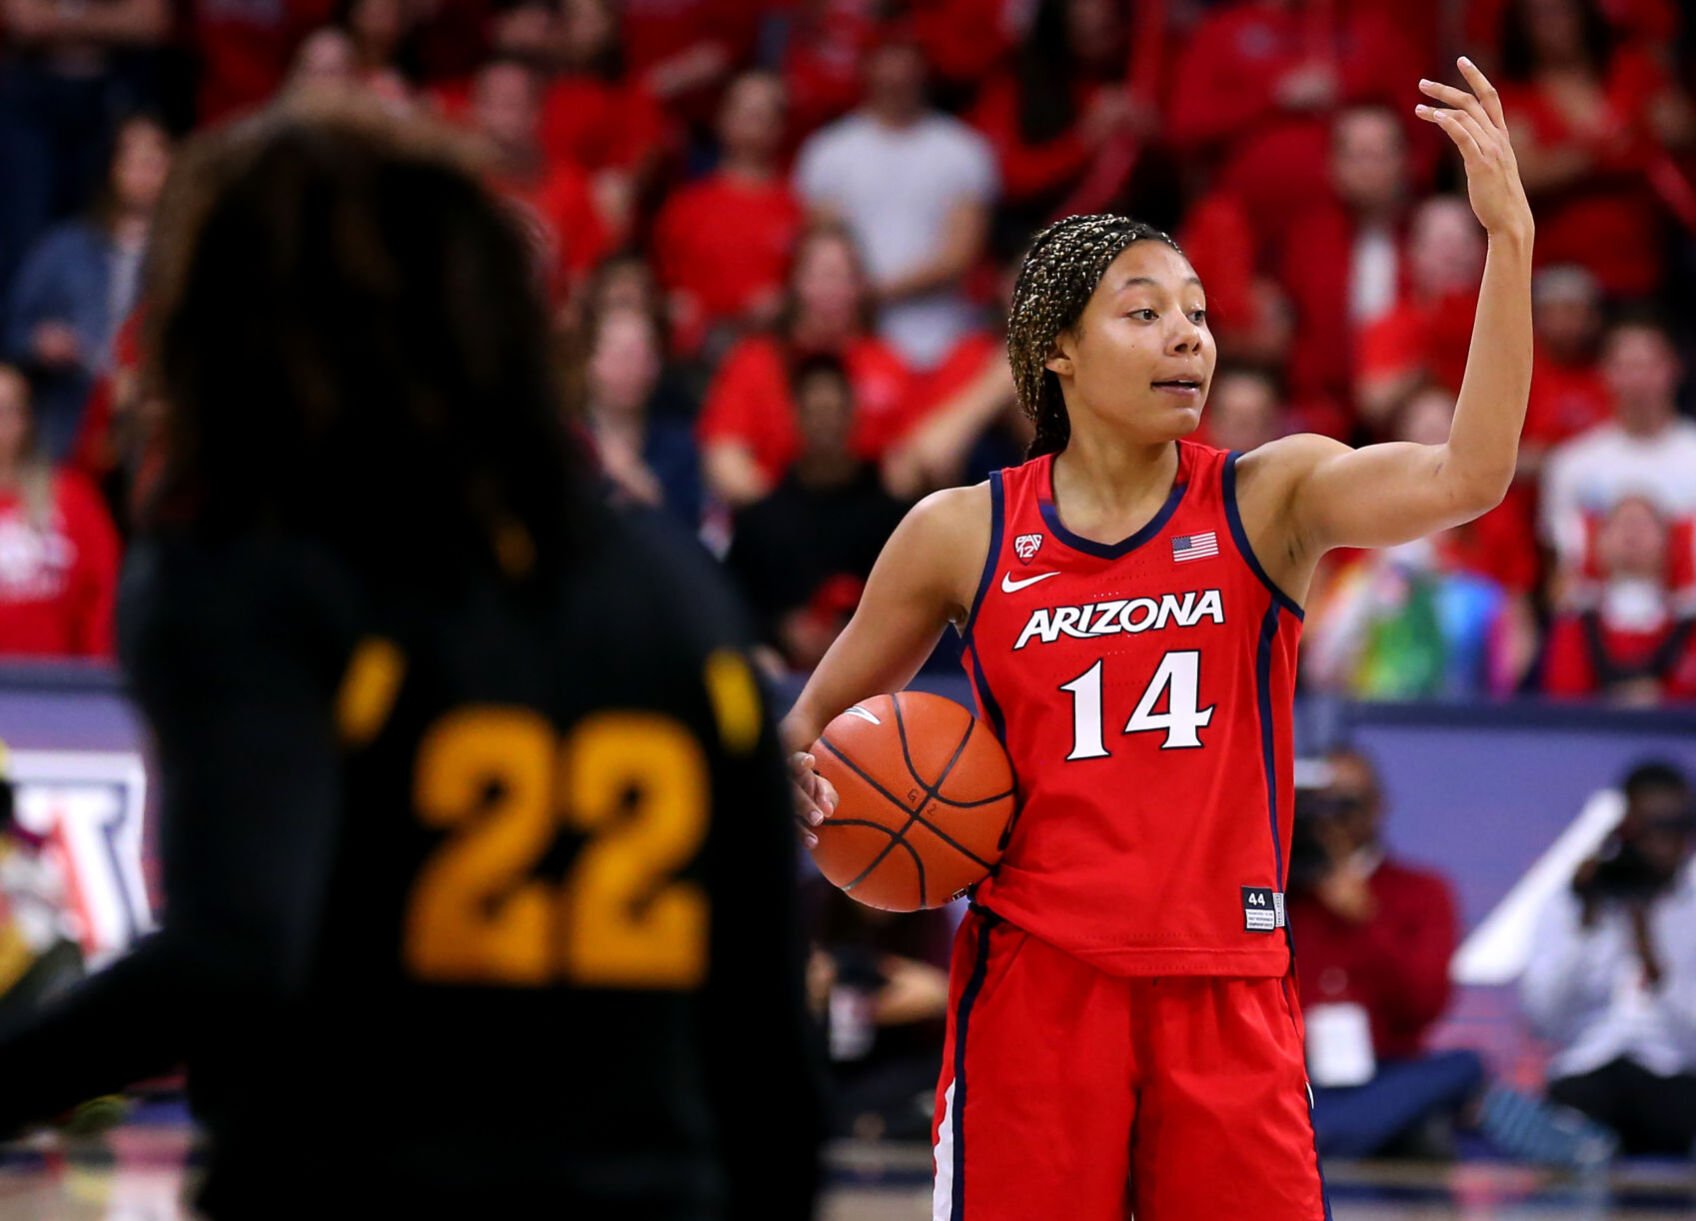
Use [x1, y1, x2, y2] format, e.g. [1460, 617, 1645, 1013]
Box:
[1525, 354, 1612, 449]
[0, 473, 120, 659]
[539, 77, 671, 173]
[970, 74, 1118, 205]
[906, 0, 1018, 87]
[1287, 858, 1459, 1061]
[697, 334, 912, 483]
[884, 329, 1002, 446]
[1176, 189, 1259, 340]
[1357, 289, 1479, 400]
[489, 165, 611, 298]
[652, 173, 803, 348]
[1436, 500, 1541, 595]
[780, 0, 881, 139]
[190, 0, 337, 123]
[1274, 195, 1407, 411]
[1497, 48, 1678, 298]
[1543, 611, 1696, 700]
[1167, 3, 1417, 240]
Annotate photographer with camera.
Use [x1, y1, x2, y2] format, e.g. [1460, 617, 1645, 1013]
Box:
[1520, 761, 1696, 1156]
[1287, 749, 1485, 1157]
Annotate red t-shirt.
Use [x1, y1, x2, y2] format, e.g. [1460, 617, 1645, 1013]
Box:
[1544, 611, 1696, 700]
[540, 77, 671, 173]
[780, 0, 880, 139]
[1356, 290, 1479, 398]
[1167, 4, 1418, 237]
[907, 0, 1017, 86]
[1497, 49, 1674, 297]
[970, 73, 1113, 205]
[191, 0, 338, 124]
[1436, 497, 1541, 595]
[0, 473, 120, 659]
[1525, 354, 1611, 448]
[652, 173, 803, 342]
[889, 329, 1001, 444]
[489, 164, 611, 299]
[697, 334, 913, 483]
[1286, 859, 1459, 1061]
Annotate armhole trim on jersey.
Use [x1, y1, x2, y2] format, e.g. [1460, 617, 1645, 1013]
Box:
[1223, 451, 1305, 622]
[959, 470, 1005, 639]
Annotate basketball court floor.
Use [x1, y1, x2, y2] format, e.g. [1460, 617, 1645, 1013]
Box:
[1, 1121, 1691, 1219]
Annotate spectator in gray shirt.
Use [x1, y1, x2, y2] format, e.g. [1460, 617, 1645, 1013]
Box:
[794, 34, 998, 373]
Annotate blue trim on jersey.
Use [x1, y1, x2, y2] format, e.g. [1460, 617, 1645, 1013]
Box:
[968, 645, 1008, 746]
[951, 911, 999, 1220]
[1222, 451, 1305, 621]
[1038, 452, 1188, 559]
[961, 471, 1005, 638]
[1282, 974, 1335, 1220]
[1256, 598, 1286, 886]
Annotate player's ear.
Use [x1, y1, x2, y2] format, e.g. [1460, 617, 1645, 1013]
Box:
[1044, 331, 1076, 378]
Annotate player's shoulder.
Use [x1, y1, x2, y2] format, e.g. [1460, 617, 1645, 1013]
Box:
[1232, 432, 1353, 506]
[905, 480, 993, 547]
[118, 531, 364, 691]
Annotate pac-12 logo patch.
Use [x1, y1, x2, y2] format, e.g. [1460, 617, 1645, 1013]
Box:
[1014, 533, 1044, 563]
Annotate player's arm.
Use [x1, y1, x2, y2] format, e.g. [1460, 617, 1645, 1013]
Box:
[780, 484, 988, 838]
[0, 542, 347, 1128]
[1250, 60, 1533, 556]
[781, 483, 988, 751]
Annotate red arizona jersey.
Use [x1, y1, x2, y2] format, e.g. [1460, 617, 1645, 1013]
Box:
[962, 440, 1302, 977]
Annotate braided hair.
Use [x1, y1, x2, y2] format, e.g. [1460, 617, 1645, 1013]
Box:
[1008, 214, 1185, 458]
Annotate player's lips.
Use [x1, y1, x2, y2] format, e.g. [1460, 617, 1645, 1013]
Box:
[1151, 378, 1203, 398]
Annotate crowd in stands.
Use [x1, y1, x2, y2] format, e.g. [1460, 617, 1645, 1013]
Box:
[2, 0, 1696, 705]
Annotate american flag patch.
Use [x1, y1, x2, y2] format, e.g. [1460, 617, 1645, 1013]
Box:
[1171, 532, 1219, 563]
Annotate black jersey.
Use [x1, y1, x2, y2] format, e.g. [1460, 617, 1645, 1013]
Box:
[0, 507, 823, 1219]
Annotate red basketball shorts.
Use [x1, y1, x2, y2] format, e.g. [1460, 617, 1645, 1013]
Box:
[931, 908, 1330, 1221]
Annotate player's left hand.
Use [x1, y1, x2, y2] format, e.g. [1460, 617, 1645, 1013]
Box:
[1416, 57, 1533, 240]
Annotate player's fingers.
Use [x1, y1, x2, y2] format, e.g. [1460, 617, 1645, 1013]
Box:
[1456, 55, 1507, 131]
[814, 772, 839, 817]
[1416, 106, 1484, 163]
[1417, 77, 1493, 138]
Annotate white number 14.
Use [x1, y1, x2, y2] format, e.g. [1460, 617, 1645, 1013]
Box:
[1060, 652, 1214, 760]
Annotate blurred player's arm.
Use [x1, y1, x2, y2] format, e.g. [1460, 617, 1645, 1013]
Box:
[781, 483, 988, 753]
[1244, 60, 1533, 561]
[0, 544, 346, 1129]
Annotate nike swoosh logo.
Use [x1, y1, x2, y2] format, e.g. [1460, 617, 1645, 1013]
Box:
[1001, 571, 1061, 594]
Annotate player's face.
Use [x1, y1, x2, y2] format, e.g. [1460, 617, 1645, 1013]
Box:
[1048, 241, 1213, 443]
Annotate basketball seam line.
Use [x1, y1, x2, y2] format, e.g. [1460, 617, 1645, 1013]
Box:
[816, 736, 995, 872]
[891, 696, 1015, 810]
[825, 819, 929, 899]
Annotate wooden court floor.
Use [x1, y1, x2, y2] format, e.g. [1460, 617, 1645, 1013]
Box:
[1, 1128, 1691, 1218]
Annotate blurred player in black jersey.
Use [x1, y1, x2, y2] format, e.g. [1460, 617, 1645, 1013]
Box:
[0, 99, 823, 1219]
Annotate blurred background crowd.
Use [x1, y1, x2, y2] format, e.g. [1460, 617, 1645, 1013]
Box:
[1, 0, 1696, 705]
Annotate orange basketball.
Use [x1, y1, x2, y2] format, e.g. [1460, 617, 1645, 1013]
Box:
[809, 692, 1016, 911]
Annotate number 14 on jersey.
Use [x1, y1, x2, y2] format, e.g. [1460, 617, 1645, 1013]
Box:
[1059, 651, 1214, 759]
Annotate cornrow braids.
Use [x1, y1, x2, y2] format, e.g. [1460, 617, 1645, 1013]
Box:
[1007, 214, 1184, 459]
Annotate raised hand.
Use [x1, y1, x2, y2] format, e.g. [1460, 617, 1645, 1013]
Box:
[1416, 57, 1533, 240]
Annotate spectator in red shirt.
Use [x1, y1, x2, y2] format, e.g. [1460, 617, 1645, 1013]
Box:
[1288, 749, 1485, 1158]
[1544, 496, 1696, 703]
[1525, 265, 1611, 462]
[0, 366, 119, 659]
[1355, 196, 1485, 432]
[468, 56, 610, 300]
[697, 222, 912, 507]
[1166, 0, 1418, 241]
[970, 0, 1150, 231]
[190, 0, 338, 124]
[778, 0, 882, 140]
[653, 71, 803, 358]
[1496, 0, 1696, 299]
[619, 0, 761, 124]
[1273, 105, 1412, 424]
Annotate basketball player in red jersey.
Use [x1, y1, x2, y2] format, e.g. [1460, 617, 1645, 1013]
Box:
[783, 59, 1531, 1220]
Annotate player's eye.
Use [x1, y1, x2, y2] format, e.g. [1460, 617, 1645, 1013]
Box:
[1189, 309, 1208, 324]
[1126, 309, 1157, 322]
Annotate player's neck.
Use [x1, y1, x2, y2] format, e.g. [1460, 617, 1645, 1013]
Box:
[1052, 430, 1179, 519]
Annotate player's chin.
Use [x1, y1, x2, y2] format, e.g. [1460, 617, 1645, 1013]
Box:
[1138, 391, 1206, 437]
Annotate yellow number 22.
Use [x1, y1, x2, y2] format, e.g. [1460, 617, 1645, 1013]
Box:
[406, 708, 709, 990]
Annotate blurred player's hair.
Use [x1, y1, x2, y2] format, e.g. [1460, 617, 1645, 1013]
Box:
[141, 97, 583, 586]
[1007, 214, 1184, 459]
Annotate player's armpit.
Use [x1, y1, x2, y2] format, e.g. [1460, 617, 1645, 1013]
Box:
[781, 482, 989, 751]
